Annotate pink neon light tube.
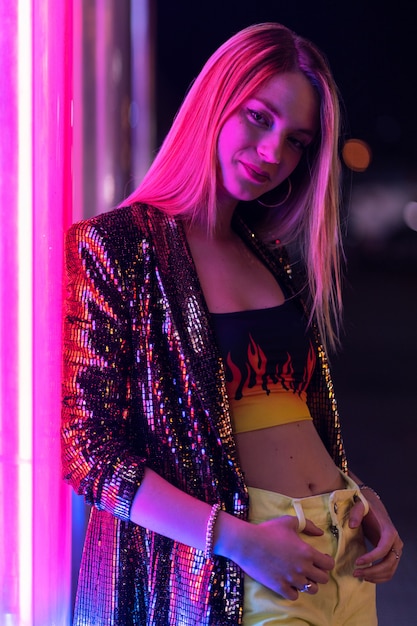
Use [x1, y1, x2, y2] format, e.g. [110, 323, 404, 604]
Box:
[0, 1, 73, 624]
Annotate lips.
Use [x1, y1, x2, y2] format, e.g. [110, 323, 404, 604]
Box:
[240, 161, 271, 183]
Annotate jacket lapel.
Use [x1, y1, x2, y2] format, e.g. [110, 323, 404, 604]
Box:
[143, 207, 243, 470]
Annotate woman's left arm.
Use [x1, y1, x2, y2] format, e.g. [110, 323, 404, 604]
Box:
[348, 469, 403, 583]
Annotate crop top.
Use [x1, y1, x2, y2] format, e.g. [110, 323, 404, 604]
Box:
[211, 297, 316, 433]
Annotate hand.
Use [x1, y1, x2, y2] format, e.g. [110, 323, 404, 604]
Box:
[348, 491, 403, 583]
[231, 515, 335, 600]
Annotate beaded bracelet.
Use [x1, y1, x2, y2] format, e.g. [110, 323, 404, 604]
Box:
[204, 503, 221, 560]
[358, 484, 381, 500]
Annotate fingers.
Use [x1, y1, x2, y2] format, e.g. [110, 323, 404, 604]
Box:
[348, 498, 366, 529]
[390, 546, 402, 561]
[294, 517, 335, 582]
[354, 539, 404, 583]
[238, 516, 335, 600]
[311, 556, 334, 584]
[355, 527, 403, 568]
[354, 496, 403, 584]
[302, 518, 325, 536]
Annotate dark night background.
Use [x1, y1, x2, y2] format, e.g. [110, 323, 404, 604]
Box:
[154, 1, 417, 623]
[155, 0, 417, 167]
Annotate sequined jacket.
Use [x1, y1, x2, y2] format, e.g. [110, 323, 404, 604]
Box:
[62, 203, 346, 626]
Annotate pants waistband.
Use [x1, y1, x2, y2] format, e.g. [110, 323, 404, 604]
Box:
[247, 471, 368, 531]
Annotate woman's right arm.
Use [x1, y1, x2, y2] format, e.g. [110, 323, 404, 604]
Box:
[62, 220, 147, 520]
[132, 466, 334, 600]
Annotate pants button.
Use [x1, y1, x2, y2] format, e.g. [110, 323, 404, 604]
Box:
[330, 524, 339, 538]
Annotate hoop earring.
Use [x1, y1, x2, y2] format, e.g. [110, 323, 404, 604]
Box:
[258, 178, 292, 208]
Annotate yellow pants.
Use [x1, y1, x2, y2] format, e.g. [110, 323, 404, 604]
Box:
[243, 475, 377, 626]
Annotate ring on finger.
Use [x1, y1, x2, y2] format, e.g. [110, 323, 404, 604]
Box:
[299, 582, 313, 593]
[391, 548, 400, 560]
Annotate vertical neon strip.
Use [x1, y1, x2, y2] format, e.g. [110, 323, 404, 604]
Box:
[96, 1, 107, 215]
[0, 1, 19, 623]
[32, 0, 72, 623]
[1, 1, 73, 624]
[17, 1, 33, 623]
[72, 0, 83, 224]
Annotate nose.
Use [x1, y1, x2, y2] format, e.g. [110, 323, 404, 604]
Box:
[258, 133, 283, 164]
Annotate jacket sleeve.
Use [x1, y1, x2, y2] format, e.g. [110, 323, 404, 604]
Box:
[61, 219, 147, 521]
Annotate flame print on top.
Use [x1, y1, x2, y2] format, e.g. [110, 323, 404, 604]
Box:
[224, 334, 316, 402]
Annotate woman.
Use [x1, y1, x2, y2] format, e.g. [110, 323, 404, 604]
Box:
[62, 23, 402, 625]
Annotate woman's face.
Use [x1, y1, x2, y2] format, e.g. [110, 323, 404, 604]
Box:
[216, 72, 319, 211]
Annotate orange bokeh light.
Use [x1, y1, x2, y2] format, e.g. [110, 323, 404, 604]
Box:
[342, 138, 372, 172]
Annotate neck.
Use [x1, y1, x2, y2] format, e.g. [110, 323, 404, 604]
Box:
[186, 197, 238, 241]
[210, 192, 239, 239]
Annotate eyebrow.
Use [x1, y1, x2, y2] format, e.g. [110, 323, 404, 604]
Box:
[251, 97, 316, 137]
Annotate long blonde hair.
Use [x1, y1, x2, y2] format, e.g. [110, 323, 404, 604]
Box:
[126, 23, 343, 351]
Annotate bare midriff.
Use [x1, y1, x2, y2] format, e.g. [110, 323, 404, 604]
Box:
[186, 229, 345, 498]
[235, 419, 345, 498]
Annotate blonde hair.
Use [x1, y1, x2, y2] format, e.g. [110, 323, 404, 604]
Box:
[126, 23, 343, 351]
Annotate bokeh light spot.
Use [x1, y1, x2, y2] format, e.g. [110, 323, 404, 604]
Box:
[342, 139, 372, 172]
[403, 201, 417, 232]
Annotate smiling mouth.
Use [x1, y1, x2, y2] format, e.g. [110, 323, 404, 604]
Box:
[240, 162, 271, 183]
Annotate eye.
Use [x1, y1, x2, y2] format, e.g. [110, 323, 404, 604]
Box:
[247, 108, 271, 128]
[288, 136, 307, 151]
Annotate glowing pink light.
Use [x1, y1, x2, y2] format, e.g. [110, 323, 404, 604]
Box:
[17, 2, 34, 621]
[0, 2, 20, 624]
[1, 1, 73, 624]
